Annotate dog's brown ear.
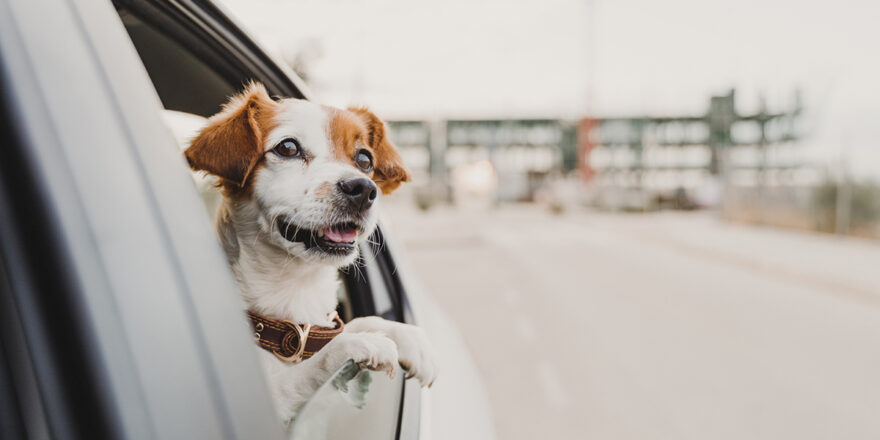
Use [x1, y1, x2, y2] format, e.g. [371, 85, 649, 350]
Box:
[348, 107, 411, 194]
[185, 82, 277, 187]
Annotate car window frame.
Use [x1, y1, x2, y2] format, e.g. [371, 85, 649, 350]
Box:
[113, 0, 310, 105]
[113, 0, 408, 326]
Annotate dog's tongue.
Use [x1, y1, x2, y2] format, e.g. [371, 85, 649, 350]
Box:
[323, 227, 357, 243]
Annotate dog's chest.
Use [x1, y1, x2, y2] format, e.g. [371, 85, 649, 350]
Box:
[232, 245, 341, 325]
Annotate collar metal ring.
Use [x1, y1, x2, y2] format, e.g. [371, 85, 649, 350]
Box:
[273, 321, 311, 363]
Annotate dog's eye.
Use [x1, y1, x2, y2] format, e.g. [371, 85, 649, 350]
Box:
[273, 138, 302, 158]
[354, 150, 373, 172]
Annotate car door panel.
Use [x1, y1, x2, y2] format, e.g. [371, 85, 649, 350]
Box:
[0, 0, 284, 438]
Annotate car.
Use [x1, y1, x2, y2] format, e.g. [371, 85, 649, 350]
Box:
[0, 0, 493, 438]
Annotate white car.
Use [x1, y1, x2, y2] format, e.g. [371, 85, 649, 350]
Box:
[0, 0, 493, 438]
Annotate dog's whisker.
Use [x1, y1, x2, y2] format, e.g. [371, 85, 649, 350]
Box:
[284, 220, 292, 239]
[366, 238, 381, 256]
[353, 257, 366, 283]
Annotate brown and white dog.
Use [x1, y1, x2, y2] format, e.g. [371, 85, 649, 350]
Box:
[184, 83, 436, 428]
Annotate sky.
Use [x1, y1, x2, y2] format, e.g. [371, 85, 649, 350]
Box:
[216, 0, 880, 179]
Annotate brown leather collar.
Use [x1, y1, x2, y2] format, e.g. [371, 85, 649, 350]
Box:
[248, 311, 345, 363]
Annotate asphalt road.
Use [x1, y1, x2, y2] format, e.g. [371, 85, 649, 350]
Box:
[385, 203, 880, 440]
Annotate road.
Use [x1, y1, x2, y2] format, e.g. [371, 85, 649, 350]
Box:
[384, 203, 880, 440]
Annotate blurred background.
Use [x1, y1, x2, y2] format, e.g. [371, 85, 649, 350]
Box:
[217, 0, 880, 438]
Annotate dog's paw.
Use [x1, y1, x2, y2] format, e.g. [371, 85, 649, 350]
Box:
[345, 317, 439, 388]
[323, 332, 399, 379]
[391, 325, 438, 388]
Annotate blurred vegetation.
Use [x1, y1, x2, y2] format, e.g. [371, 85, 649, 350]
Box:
[812, 180, 880, 235]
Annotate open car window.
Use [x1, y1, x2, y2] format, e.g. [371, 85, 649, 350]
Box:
[114, 0, 385, 321]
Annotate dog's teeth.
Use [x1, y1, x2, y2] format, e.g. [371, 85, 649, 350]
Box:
[317, 229, 324, 238]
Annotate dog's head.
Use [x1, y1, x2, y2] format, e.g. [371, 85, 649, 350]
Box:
[185, 83, 410, 266]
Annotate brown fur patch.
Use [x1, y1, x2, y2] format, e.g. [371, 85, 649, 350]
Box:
[327, 109, 367, 163]
[313, 181, 334, 200]
[346, 108, 411, 194]
[185, 82, 278, 196]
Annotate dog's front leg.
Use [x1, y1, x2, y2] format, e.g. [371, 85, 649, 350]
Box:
[345, 317, 438, 387]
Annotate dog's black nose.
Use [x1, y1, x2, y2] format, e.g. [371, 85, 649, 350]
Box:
[338, 177, 377, 211]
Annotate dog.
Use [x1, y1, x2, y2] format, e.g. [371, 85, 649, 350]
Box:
[184, 82, 437, 428]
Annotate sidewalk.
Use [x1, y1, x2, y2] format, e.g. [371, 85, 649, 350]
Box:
[584, 211, 880, 305]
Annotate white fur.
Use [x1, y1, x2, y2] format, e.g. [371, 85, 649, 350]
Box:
[212, 98, 437, 429]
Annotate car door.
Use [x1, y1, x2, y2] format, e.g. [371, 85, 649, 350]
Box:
[0, 0, 283, 437]
[0, 0, 418, 438]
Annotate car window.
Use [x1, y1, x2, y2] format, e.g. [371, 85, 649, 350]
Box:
[115, 3, 369, 317]
[116, 8, 237, 117]
[290, 361, 403, 440]
[361, 243, 396, 318]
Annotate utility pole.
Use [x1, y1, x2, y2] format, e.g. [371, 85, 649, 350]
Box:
[835, 142, 851, 235]
[707, 90, 736, 176]
[580, 0, 596, 181]
[757, 94, 768, 224]
[428, 119, 448, 201]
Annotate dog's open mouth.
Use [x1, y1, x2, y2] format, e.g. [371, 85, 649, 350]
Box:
[276, 218, 359, 255]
